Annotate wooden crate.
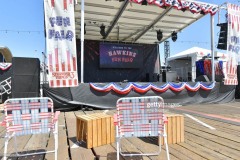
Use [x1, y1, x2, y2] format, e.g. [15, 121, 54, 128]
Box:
[159, 114, 184, 145]
[76, 113, 115, 149]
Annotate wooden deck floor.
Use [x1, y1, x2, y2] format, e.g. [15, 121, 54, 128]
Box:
[0, 102, 240, 160]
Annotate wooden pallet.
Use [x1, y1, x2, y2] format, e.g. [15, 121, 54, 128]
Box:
[76, 113, 115, 149]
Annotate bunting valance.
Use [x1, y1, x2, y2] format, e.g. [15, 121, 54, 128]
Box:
[90, 82, 215, 94]
[131, 0, 218, 15]
[0, 63, 12, 71]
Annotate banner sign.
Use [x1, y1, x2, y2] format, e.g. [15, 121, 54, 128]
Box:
[99, 43, 143, 68]
[224, 3, 239, 85]
[44, 0, 78, 88]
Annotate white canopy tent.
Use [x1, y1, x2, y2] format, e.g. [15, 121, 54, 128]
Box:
[75, 0, 219, 82]
[167, 47, 227, 81]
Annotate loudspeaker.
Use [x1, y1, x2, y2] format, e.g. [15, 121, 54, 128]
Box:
[146, 73, 158, 82]
[162, 71, 166, 82]
[11, 57, 40, 98]
[146, 73, 151, 82]
[217, 23, 228, 50]
[195, 75, 210, 82]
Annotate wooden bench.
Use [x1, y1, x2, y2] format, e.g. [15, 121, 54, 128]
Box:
[159, 114, 184, 145]
[76, 113, 115, 149]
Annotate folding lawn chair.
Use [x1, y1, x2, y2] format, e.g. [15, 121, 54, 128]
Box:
[114, 96, 170, 160]
[1, 97, 60, 160]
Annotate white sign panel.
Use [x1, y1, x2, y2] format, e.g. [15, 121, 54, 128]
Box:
[44, 0, 78, 88]
[224, 3, 239, 85]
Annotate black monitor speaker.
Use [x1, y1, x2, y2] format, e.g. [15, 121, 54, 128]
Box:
[11, 57, 40, 98]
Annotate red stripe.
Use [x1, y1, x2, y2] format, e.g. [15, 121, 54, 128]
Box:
[56, 80, 60, 87]
[50, 80, 54, 87]
[64, 0, 67, 10]
[67, 50, 71, 71]
[230, 58, 233, 74]
[49, 54, 53, 72]
[74, 79, 78, 86]
[55, 48, 59, 72]
[69, 79, 72, 86]
[232, 15, 234, 30]
[62, 62, 65, 71]
[63, 80, 66, 86]
[51, 0, 55, 7]
[73, 57, 76, 71]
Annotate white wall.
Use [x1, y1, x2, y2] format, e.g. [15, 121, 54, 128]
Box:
[168, 59, 192, 81]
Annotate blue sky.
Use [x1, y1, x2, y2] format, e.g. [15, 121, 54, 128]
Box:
[0, 0, 239, 63]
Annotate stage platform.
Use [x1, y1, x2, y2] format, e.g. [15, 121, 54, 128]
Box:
[43, 82, 236, 111]
[0, 102, 240, 159]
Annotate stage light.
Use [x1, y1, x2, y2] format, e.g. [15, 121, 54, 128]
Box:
[84, 23, 86, 34]
[217, 23, 228, 50]
[171, 31, 177, 42]
[100, 24, 106, 37]
[200, 10, 205, 15]
[157, 30, 163, 41]
[181, 8, 186, 12]
[142, 0, 147, 5]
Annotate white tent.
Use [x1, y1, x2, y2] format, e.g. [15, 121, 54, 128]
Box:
[167, 47, 227, 81]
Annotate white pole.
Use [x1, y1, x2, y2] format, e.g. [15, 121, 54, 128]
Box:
[81, 0, 84, 83]
[211, 15, 215, 82]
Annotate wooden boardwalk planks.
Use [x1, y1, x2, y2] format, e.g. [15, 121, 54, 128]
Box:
[0, 104, 239, 160]
[65, 111, 95, 160]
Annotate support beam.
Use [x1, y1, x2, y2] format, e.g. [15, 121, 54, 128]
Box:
[121, 29, 142, 42]
[80, 0, 84, 83]
[134, 7, 172, 42]
[103, 1, 129, 39]
[210, 15, 215, 82]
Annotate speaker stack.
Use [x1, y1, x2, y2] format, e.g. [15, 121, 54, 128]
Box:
[11, 57, 40, 98]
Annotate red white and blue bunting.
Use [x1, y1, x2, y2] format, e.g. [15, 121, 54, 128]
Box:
[90, 82, 215, 95]
[0, 63, 12, 71]
[131, 0, 218, 15]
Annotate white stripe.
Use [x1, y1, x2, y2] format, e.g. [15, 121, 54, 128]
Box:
[185, 114, 216, 130]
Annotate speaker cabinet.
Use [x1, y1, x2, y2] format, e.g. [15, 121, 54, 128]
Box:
[146, 73, 159, 82]
[11, 57, 40, 98]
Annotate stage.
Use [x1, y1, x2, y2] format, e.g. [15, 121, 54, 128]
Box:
[43, 82, 236, 111]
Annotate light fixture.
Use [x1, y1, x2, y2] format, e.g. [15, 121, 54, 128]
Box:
[181, 8, 186, 12]
[142, 0, 147, 5]
[157, 30, 163, 41]
[84, 23, 86, 34]
[100, 24, 106, 37]
[171, 31, 177, 42]
[200, 10, 205, 15]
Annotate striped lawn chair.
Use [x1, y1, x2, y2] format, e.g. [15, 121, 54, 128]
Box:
[114, 96, 170, 160]
[1, 97, 60, 160]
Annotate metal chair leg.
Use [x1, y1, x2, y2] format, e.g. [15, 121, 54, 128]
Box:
[163, 124, 170, 160]
[3, 137, 9, 160]
[54, 121, 58, 160]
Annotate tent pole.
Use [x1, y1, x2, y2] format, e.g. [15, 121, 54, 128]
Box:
[80, 0, 84, 83]
[210, 15, 215, 82]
